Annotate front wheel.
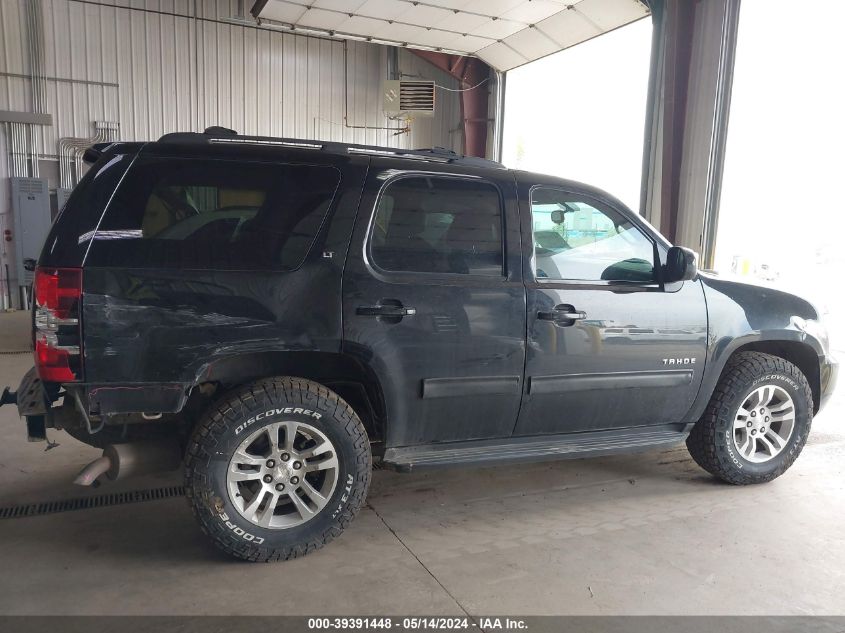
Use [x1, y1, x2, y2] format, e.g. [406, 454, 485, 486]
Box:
[687, 351, 813, 485]
[185, 377, 371, 562]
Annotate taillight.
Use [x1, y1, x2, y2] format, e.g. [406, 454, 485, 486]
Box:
[34, 267, 83, 382]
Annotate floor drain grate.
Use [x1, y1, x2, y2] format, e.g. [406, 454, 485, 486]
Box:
[0, 485, 185, 519]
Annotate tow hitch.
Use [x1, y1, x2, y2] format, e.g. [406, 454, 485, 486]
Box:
[0, 386, 16, 407]
[0, 385, 46, 441]
[6, 370, 182, 486]
[3, 368, 58, 442]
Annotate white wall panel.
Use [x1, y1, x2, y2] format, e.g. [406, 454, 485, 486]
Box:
[0, 0, 25, 74]
[0, 0, 29, 110]
[0, 0, 464, 307]
[1, 0, 463, 164]
[85, 0, 195, 15]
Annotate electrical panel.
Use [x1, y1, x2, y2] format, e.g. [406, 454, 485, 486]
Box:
[11, 177, 51, 286]
[57, 187, 73, 214]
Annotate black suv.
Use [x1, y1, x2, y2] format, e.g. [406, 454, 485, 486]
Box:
[1, 128, 837, 562]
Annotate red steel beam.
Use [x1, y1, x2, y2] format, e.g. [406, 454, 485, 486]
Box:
[411, 50, 491, 158]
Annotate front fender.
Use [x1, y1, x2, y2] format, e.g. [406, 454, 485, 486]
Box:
[687, 275, 828, 421]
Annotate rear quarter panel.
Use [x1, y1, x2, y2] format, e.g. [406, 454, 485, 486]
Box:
[80, 147, 369, 412]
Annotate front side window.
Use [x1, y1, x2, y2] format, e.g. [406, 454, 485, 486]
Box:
[531, 188, 655, 282]
[85, 157, 340, 270]
[370, 176, 504, 276]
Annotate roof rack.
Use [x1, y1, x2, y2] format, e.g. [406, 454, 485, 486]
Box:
[156, 127, 505, 169]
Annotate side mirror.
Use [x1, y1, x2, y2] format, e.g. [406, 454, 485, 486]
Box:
[23, 258, 37, 272]
[664, 246, 698, 283]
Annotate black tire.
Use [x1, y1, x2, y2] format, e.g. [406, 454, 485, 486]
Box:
[184, 376, 371, 562]
[686, 351, 813, 485]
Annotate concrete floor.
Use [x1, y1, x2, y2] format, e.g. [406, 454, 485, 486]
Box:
[0, 310, 843, 616]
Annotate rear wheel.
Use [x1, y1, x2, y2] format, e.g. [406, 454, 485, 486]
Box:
[687, 351, 813, 485]
[185, 377, 371, 562]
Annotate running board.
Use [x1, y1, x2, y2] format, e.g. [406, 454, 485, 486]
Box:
[382, 425, 691, 473]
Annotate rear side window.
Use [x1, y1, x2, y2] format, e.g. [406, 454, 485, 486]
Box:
[370, 176, 504, 276]
[39, 153, 134, 267]
[85, 157, 340, 270]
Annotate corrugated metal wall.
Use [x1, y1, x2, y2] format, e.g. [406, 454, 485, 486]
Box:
[0, 0, 463, 156]
[0, 0, 464, 307]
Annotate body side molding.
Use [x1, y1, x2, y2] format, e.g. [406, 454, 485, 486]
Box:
[528, 370, 693, 395]
[421, 375, 521, 399]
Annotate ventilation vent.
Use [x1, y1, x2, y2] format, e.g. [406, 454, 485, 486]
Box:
[383, 80, 436, 118]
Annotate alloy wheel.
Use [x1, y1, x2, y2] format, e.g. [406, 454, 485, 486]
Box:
[227, 421, 339, 529]
[732, 385, 795, 464]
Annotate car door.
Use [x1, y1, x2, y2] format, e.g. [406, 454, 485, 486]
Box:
[342, 158, 525, 448]
[513, 177, 708, 436]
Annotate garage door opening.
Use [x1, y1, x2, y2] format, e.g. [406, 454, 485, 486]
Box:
[714, 0, 845, 349]
[501, 18, 653, 212]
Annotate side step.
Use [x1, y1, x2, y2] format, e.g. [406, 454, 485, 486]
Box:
[383, 425, 691, 472]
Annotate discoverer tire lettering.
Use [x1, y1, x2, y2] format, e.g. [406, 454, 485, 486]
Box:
[235, 407, 323, 435]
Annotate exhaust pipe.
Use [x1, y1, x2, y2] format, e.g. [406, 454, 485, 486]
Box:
[73, 455, 112, 486]
[73, 439, 182, 487]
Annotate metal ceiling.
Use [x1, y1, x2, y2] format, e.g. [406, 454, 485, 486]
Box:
[251, 0, 650, 71]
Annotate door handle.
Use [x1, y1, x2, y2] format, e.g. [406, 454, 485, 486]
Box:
[537, 305, 587, 325]
[556, 310, 586, 321]
[356, 304, 417, 317]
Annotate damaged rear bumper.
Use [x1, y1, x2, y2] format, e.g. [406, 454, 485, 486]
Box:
[1, 366, 50, 441]
[1, 366, 80, 441]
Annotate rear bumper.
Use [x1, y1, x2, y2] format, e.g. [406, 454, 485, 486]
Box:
[818, 353, 838, 413]
[1, 367, 79, 441]
[0, 366, 50, 440]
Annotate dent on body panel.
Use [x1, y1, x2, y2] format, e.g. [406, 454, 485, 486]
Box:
[83, 267, 340, 384]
